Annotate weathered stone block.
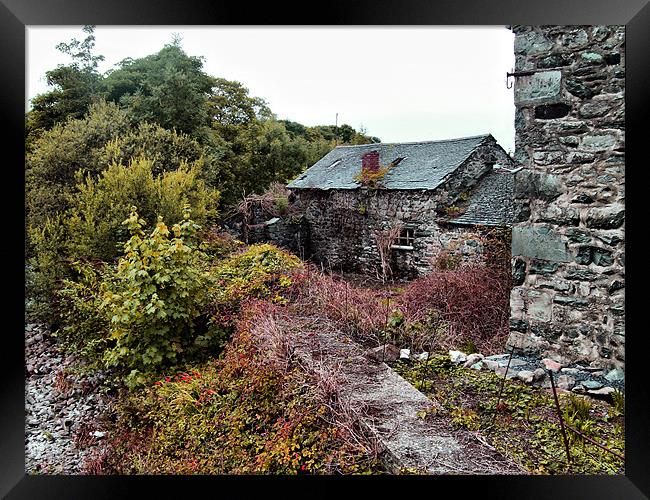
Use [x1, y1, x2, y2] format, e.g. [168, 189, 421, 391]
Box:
[529, 259, 559, 275]
[522, 289, 554, 322]
[536, 54, 571, 69]
[512, 225, 570, 262]
[566, 228, 593, 244]
[580, 135, 617, 151]
[514, 31, 554, 55]
[553, 295, 589, 308]
[514, 70, 562, 104]
[532, 150, 565, 165]
[565, 266, 598, 281]
[580, 52, 605, 64]
[536, 205, 580, 226]
[565, 79, 596, 99]
[586, 206, 625, 229]
[512, 258, 527, 285]
[510, 318, 529, 332]
[579, 100, 613, 118]
[571, 192, 595, 204]
[537, 278, 573, 292]
[514, 170, 563, 201]
[566, 152, 595, 164]
[560, 136, 580, 147]
[561, 29, 589, 48]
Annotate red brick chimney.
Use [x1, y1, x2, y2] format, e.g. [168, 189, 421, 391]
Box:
[361, 151, 380, 173]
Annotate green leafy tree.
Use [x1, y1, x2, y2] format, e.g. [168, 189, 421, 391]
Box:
[27, 156, 219, 323]
[66, 157, 219, 262]
[27, 26, 106, 140]
[104, 40, 215, 137]
[26, 101, 131, 231]
[26, 101, 214, 234]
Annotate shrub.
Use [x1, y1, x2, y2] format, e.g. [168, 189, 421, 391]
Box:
[28, 157, 220, 323]
[100, 121, 207, 177]
[100, 207, 220, 388]
[25, 214, 70, 323]
[209, 243, 302, 310]
[66, 157, 219, 262]
[433, 251, 462, 271]
[26, 101, 131, 231]
[55, 260, 111, 368]
[288, 269, 387, 342]
[198, 226, 245, 259]
[397, 264, 511, 353]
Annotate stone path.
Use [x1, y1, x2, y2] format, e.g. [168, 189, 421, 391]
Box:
[284, 317, 524, 474]
[25, 323, 111, 474]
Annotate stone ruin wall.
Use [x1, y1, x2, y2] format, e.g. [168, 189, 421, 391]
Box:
[507, 26, 625, 370]
[292, 188, 486, 278]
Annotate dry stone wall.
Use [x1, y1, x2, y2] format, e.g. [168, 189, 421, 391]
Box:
[508, 26, 625, 370]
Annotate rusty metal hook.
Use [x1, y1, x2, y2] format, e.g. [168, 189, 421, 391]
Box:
[506, 69, 514, 89]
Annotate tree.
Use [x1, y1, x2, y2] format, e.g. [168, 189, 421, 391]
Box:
[27, 26, 106, 140]
[26, 101, 131, 231]
[26, 100, 215, 236]
[104, 41, 215, 137]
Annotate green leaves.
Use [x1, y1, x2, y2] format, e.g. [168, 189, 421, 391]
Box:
[56, 208, 222, 389]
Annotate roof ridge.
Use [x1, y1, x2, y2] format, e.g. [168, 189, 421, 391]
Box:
[333, 134, 492, 149]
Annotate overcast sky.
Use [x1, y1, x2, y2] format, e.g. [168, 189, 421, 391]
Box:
[27, 26, 516, 152]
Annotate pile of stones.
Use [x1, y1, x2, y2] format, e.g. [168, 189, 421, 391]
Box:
[391, 346, 623, 400]
[25, 323, 111, 474]
[447, 349, 624, 399]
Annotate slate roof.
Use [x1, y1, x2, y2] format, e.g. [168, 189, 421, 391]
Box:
[443, 168, 516, 227]
[287, 134, 492, 191]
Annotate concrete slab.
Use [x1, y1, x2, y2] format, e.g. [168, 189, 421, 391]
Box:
[285, 317, 523, 475]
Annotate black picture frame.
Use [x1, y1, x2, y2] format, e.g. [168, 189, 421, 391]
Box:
[3, 0, 647, 497]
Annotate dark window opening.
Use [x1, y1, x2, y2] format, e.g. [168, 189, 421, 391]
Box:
[393, 227, 415, 248]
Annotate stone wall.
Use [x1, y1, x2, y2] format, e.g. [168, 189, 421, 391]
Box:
[292, 188, 488, 278]
[508, 26, 625, 370]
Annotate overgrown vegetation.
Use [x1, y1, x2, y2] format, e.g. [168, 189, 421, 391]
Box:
[393, 355, 625, 475]
[82, 304, 383, 475]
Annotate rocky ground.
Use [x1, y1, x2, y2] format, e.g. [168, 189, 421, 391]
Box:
[25, 323, 112, 474]
[445, 349, 625, 398]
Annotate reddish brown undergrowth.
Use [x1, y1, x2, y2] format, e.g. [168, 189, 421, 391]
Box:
[286, 262, 511, 353]
[397, 264, 512, 353]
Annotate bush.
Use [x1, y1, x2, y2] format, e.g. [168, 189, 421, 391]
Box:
[55, 208, 224, 388]
[26, 100, 218, 252]
[100, 121, 207, 177]
[25, 214, 70, 323]
[28, 157, 220, 323]
[209, 243, 302, 309]
[100, 207, 221, 388]
[398, 264, 512, 352]
[66, 157, 219, 262]
[26, 101, 131, 231]
[55, 260, 111, 368]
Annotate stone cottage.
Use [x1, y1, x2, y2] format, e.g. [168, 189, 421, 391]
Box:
[262, 133, 517, 278]
[507, 25, 625, 371]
